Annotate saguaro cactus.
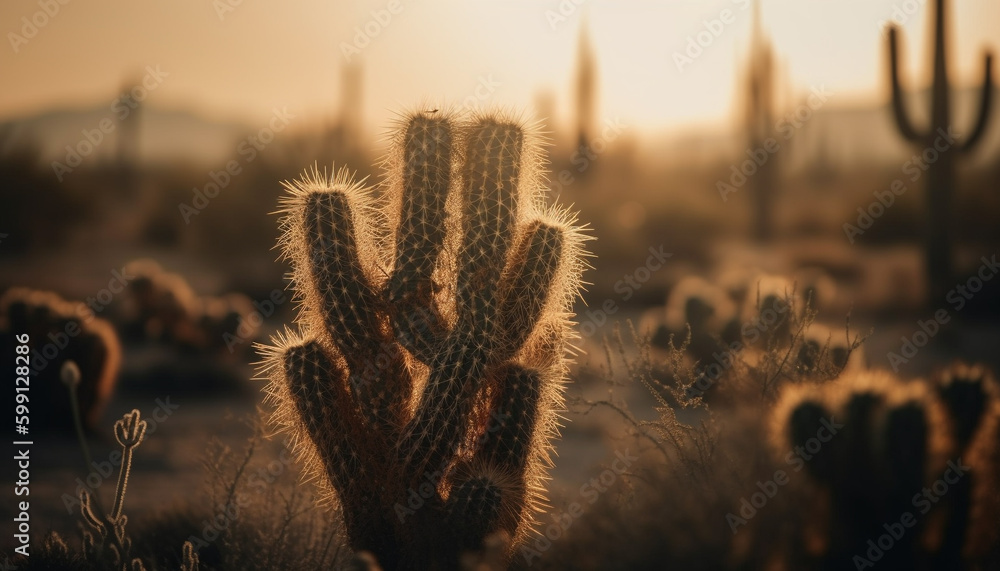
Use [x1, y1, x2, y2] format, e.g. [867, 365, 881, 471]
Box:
[574, 22, 597, 155]
[260, 109, 587, 570]
[887, 0, 994, 301]
[743, 0, 779, 242]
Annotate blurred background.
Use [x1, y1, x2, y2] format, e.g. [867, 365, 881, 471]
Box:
[1, 0, 998, 564]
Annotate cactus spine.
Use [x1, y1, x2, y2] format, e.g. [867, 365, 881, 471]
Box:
[260, 108, 587, 570]
[887, 0, 994, 301]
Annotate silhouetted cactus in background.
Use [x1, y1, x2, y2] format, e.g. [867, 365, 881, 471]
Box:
[887, 0, 994, 301]
[0, 287, 120, 432]
[659, 276, 738, 362]
[741, 1, 779, 242]
[573, 22, 597, 157]
[774, 371, 951, 570]
[796, 322, 863, 375]
[774, 367, 1000, 570]
[931, 363, 1000, 566]
[117, 259, 259, 356]
[260, 109, 587, 570]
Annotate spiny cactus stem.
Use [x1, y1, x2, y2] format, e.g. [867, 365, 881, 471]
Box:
[112, 446, 133, 521]
[111, 410, 146, 521]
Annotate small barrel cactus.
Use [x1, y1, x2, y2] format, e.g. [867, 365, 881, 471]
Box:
[796, 322, 863, 376]
[661, 276, 739, 360]
[259, 108, 587, 569]
[0, 287, 120, 432]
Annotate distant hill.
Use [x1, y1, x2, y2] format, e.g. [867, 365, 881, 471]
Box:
[0, 104, 250, 169]
[1, 85, 996, 174]
[645, 85, 1000, 172]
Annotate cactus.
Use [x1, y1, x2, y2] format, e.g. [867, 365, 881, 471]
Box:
[739, 274, 798, 345]
[662, 276, 738, 361]
[260, 109, 587, 569]
[887, 0, 994, 301]
[773, 371, 952, 570]
[574, 22, 597, 156]
[796, 322, 863, 375]
[79, 409, 149, 571]
[0, 287, 120, 433]
[931, 363, 1000, 566]
[118, 259, 260, 356]
[742, 0, 779, 241]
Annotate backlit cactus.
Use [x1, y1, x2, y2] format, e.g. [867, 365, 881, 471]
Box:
[796, 322, 863, 375]
[886, 0, 994, 301]
[932, 363, 1000, 564]
[0, 287, 120, 432]
[771, 369, 1000, 570]
[659, 276, 738, 361]
[259, 109, 587, 569]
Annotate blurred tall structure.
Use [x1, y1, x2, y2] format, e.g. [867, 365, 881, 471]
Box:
[740, 0, 779, 242]
[116, 73, 142, 204]
[886, 0, 994, 302]
[534, 89, 557, 133]
[574, 21, 597, 155]
[116, 76, 142, 169]
[332, 59, 364, 155]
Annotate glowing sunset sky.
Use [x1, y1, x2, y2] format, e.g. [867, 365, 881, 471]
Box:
[1, 0, 997, 135]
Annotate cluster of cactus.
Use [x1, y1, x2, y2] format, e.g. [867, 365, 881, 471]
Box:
[772, 365, 999, 570]
[260, 108, 586, 569]
[645, 272, 815, 356]
[886, 0, 994, 302]
[117, 259, 259, 356]
[0, 287, 120, 432]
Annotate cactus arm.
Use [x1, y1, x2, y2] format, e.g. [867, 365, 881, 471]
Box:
[456, 119, 524, 336]
[397, 118, 527, 479]
[389, 113, 454, 361]
[302, 188, 411, 432]
[446, 365, 542, 548]
[444, 476, 506, 553]
[888, 27, 926, 143]
[496, 221, 564, 362]
[281, 340, 384, 539]
[959, 53, 994, 153]
[477, 364, 543, 474]
[303, 191, 384, 357]
[396, 335, 488, 478]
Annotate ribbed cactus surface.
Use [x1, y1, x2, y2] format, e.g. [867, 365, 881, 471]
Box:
[259, 109, 587, 570]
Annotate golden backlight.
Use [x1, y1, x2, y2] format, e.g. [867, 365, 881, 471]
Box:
[1, 0, 997, 135]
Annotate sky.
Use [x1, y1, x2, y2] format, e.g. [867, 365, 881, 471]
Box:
[1, 0, 997, 136]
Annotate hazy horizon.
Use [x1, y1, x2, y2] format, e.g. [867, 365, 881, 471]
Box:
[2, 0, 998, 136]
